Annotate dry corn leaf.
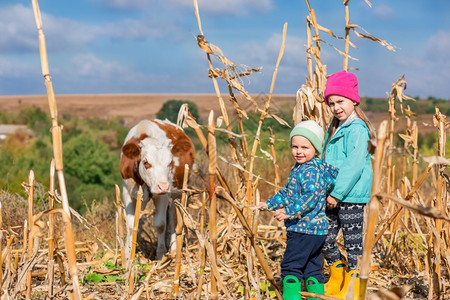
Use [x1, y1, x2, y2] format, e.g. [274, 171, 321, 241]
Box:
[352, 27, 395, 52]
[403, 108, 417, 116]
[316, 23, 338, 38]
[379, 193, 450, 221]
[266, 112, 291, 127]
[176, 103, 190, 129]
[29, 220, 45, 239]
[422, 155, 450, 166]
[368, 285, 411, 300]
[213, 127, 244, 138]
[197, 35, 233, 67]
[433, 108, 448, 127]
[398, 133, 414, 144]
[331, 43, 359, 59]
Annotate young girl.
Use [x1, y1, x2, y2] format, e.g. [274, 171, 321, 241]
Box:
[321, 70, 376, 298]
[257, 120, 338, 299]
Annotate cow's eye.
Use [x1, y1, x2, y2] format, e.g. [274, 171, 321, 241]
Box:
[143, 161, 152, 169]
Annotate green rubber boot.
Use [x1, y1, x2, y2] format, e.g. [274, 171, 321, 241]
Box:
[305, 276, 324, 300]
[282, 275, 301, 300]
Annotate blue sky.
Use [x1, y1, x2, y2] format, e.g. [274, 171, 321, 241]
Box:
[0, 0, 449, 99]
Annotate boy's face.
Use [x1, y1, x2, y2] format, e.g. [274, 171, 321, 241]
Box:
[327, 95, 357, 121]
[291, 135, 317, 164]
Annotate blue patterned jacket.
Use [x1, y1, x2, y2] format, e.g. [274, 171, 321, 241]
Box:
[266, 158, 338, 235]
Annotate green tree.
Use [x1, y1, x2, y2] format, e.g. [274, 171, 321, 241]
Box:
[63, 135, 118, 186]
[63, 135, 120, 212]
[156, 100, 200, 123]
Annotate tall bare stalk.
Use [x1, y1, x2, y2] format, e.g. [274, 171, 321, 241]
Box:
[48, 160, 56, 299]
[268, 128, 281, 191]
[30, 1, 81, 298]
[343, 0, 352, 71]
[26, 170, 34, 300]
[207, 111, 218, 299]
[115, 184, 125, 268]
[246, 22, 287, 219]
[387, 89, 397, 195]
[400, 109, 412, 197]
[196, 192, 207, 299]
[429, 108, 447, 297]
[359, 120, 388, 299]
[174, 164, 190, 294]
[411, 121, 418, 185]
[183, 111, 233, 196]
[127, 186, 143, 298]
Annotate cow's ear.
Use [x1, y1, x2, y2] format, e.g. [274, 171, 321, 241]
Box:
[122, 137, 141, 159]
[120, 137, 144, 185]
[172, 140, 192, 156]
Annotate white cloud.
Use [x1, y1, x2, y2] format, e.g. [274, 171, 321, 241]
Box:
[100, 0, 151, 11]
[0, 4, 38, 52]
[372, 3, 395, 20]
[94, 0, 273, 15]
[164, 0, 273, 15]
[425, 30, 450, 61]
[46, 53, 149, 93]
[103, 18, 179, 41]
[0, 3, 182, 56]
[71, 53, 139, 79]
[230, 33, 311, 93]
[0, 56, 37, 78]
[43, 18, 101, 51]
[387, 30, 450, 99]
[239, 33, 307, 66]
[197, 0, 273, 15]
[0, 4, 102, 53]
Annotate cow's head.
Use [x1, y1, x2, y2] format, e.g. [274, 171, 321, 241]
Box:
[120, 134, 174, 194]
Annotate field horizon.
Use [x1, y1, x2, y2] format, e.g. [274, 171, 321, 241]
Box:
[0, 93, 438, 136]
[0, 93, 299, 126]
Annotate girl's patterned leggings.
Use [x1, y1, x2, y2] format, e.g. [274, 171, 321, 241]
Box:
[322, 203, 366, 271]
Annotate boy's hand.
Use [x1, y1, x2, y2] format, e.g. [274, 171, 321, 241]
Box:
[326, 195, 339, 208]
[257, 202, 269, 211]
[248, 202, 268, 211]
[273, 209, 288, 221]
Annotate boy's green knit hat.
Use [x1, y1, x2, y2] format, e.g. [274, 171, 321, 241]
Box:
[289, 120, 324, 155]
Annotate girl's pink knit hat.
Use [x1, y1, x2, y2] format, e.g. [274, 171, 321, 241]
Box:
[324, 70, 360, 105]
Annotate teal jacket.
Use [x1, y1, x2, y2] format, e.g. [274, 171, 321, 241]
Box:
[323, 119, 372, 204]
[266, 158, 338, 235]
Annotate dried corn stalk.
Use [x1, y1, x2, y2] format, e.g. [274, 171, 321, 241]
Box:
[30, 1, 81, 298]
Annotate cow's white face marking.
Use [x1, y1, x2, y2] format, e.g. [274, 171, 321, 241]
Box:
[138, 138, 174, 194]
[172, 156, 180, 167]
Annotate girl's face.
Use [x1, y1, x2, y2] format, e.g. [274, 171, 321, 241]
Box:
[327, 95, 357, 121]
[291, 135, 317, 164]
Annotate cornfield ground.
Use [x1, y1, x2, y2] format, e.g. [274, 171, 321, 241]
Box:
[1, 92, 448, 300]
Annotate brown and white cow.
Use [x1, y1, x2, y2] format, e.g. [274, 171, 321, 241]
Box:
[120, 119, 195, 260]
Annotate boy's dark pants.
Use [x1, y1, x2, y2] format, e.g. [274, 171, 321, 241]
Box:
[281, 231, 326, 283]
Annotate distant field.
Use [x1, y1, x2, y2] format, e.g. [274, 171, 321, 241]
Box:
[0, 94, 292, 126]
[0, 93, 437, 134]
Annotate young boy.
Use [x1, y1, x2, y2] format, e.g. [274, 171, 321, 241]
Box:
[257, 120, 338, 298]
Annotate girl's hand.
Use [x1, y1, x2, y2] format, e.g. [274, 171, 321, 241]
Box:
[326, 195, 339, 208]
[273, 209, 288, 221]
